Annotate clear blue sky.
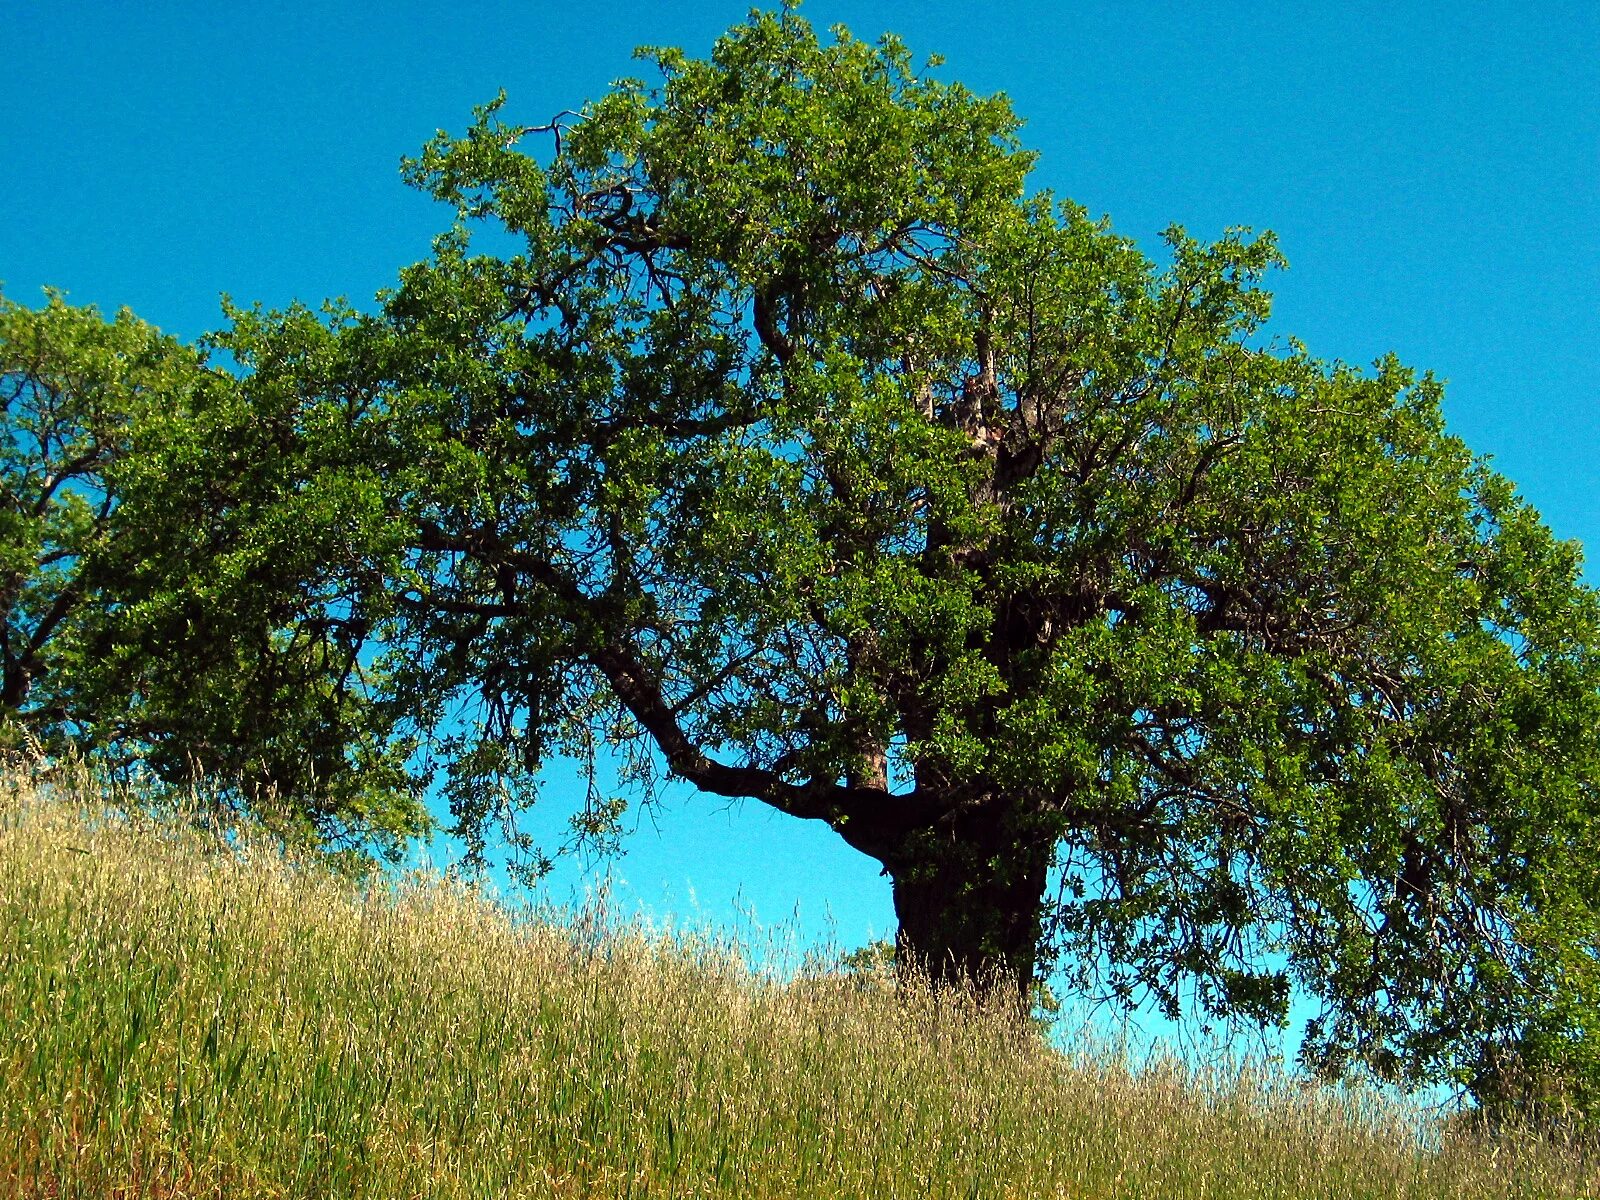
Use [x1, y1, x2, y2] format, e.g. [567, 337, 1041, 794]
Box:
[7, 0, 1597, 1048]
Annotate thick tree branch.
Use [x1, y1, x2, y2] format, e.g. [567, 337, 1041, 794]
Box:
[752, 284, 796, 364]
[412, 517, 924, 857]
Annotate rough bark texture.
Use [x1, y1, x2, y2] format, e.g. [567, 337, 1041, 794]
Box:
[887, 807, 1053, 1000]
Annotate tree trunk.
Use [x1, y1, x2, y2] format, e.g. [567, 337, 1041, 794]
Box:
[0, 661, 31, 715]
[888, 816, 1052, 1003]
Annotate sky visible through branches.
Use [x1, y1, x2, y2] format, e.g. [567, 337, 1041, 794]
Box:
[7, 0, 1596, 1067]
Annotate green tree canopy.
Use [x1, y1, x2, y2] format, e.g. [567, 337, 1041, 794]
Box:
[0, 289, 428, 860]
[0, 290, 204, 737]
[46, 7, 1600, 1114]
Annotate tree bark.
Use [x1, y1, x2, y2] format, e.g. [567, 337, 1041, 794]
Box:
[0, 661, 31, 714]
[887, 808, 1052, 1003]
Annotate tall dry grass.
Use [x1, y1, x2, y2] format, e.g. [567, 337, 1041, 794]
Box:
[1, 762, 1594, 1198]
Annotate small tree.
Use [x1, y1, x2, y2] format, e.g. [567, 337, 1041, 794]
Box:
[89, 7, 1600, 1103]
[0, 289, 428, 858]
[0, 291, 201, 736]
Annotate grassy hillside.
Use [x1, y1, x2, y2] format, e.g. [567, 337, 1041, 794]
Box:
[2, 765, 1594, 1199]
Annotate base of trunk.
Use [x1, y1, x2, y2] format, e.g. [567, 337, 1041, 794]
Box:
[889, 826, 1051, 1002]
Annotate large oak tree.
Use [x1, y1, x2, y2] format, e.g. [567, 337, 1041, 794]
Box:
[79, 8, 1600, 1110]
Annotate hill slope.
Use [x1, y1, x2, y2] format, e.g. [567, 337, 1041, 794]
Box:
[0, 766, 1591, 1198]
